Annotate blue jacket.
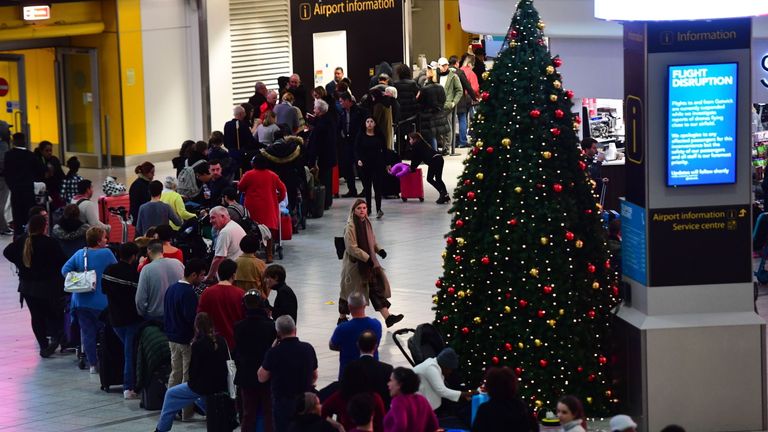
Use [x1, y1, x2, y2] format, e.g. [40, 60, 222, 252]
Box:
[61, 247, 117, 311]
[163, 281, 199, 344]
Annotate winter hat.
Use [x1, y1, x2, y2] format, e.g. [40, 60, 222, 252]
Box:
[436, 347, 459, 369]
[609, 414, 637, 431]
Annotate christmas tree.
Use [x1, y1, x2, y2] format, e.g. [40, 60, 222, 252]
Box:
[432, 0, 619, 415]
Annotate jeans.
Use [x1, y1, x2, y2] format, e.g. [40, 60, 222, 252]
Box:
[156, 383, 206, 432]
[113, 323, 141, 390]
[457, 111, 468, 146]
[75, 307, 104, 367]
[429, 137, 438, 151]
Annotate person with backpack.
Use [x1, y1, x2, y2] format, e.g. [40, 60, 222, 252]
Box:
[222, 187, 249, 226]
[72, 179, 111, 234]
[176, 158, 208, 201]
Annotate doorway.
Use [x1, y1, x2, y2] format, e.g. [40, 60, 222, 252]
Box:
[57, 48, 101, 168]
[0, 55, 30, 141]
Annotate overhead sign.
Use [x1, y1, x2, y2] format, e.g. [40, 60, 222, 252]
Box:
[595, 0, 768, 21]
[667, 63, 738, 187]
[0, 78, 8, 97]
[22, 5, 51, 21]
[647, 19, 751, 53]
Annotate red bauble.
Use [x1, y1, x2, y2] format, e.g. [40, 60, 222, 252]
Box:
[467, 191, 476, 200]
[481, 256, 490, 265]
[554, 109, 564, 119]
[480, 91, 490, 101]
[553, 57, 563, 67]
[605, 259, 611, 269]
[505, 342, 513, 351]
[505, 292, 511, 299]
[435, 279, 443, 288]
[539, 359, 548, 368]
[565, 90, 575, 99]
[574, 116, 582, 124]
[588, 374, 596, 382]
[565, 231, 575, 241]
[543, 285, 553, 294]
[537, 310, 545, 318]
[447, 287, 455, 295]
[492, 356, 500, 365]
[486, 147, 494, 154]
[509, 29, 518, 38]
[537, 39, 546, 46]
[612, 285, 620, 297]
[550, 127, 561, 136]
[472, 147, 479, 155]
[463, 179, 472, 186]
[598, 355, 608, 365]
[514, 367, 523, 376]
[578, 161, 587, 171]
[587, 263, 596, 273]
[454, 255, 462, 263]
[587, 310, 596, 319]
[446, 237, 454, 245]
[518, 299, 528, 308]
[456, 219, 464, 228]
[461, 327, 470, 334]
[442, 315, 449, 322]
[508, 218, 518, 226]
[577, 366, 584, 373]
[552, 183, 563, 193]
[585, 209, 593, 215]
[529, 109, 541, 118]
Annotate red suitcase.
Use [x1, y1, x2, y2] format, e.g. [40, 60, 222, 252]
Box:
[98, 195, 135, 243]
[332, 166, 340, 198]
[280, 213, 292, 240]
[399, 168, 424, 202]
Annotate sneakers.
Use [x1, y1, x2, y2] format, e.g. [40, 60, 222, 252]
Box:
[376, 210, 384, 219]
[123, 390, 139, 400]
[385, 314, 404, 328]
[89, 366, 98, 374]
[0, 229, 12, 236]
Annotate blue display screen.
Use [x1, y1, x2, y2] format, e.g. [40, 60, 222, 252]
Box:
[667, 63, 738, 187]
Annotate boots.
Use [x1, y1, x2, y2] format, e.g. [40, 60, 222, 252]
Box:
[266, 239, 274, 263]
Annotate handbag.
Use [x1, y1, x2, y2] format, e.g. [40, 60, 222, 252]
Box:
[224, 342, 237, 399]
[64, 248, 97, 294]
[334, 236, 345, 259]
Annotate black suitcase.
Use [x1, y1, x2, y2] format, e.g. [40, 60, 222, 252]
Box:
[98, 323, 124, 392]
[205, 392, 239, 432]
[382, 173, 401, 198]
[140, 366, 170, 410]
[309, 184, 326, 218]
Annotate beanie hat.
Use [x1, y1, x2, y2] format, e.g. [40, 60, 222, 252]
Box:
[436, 347, 459, 369]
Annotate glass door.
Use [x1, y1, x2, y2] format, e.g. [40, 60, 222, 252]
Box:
[57, 48, 101, 168]
[0, 54, 29, 141]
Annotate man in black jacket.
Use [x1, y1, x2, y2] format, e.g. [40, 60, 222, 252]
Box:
[248, 82, 268, 119]
[223, 105, 257, 178]
[306, 99, 338, 210]
[346, 330, 393, 409]
[287, 74, 309, 116]
[234, 290, 277, 432]
[5, 133, 45, 236]
[338, 93, 366, 197]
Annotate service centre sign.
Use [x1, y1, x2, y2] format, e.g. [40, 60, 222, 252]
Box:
[667, 63, 738, 186]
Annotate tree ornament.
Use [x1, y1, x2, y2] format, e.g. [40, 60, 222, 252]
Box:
[442, 315, 449, 322]
[575, 240, 584, 248]
[505, 292, 511, 299]
[493, 234, 500, 240]
[464, 179, 472, 186]
[540, 237, 549, 245]
[432, 295, 438, 304]
[476, 113, 485, 121]
[542, 285, 553, 294]
[486, 147, 494, 154]
[545, 65, 555, 75]
[612, 285, 620, 296]
[467, 191, 476, 200]
[492, 356, 500, 365]
[537, 310, 545, 318]
[501, 137, 511, 147]
[509, 40, 518, 48]
[505, 342, 513, 351]
[537, 39, 546, 46]
[481, 71, 490, 81]
[541, 151, 552, 159]
[578, 161, 587, 171]
[559, 309, 565, 316]
[480, 91, 490, 101]
[441, 250, 447, 259]
[447, 287, 456, 295]
[514, 367, 523, 376]
[605, 259, 611, 269]
[585, 209, 593, 215]
[537, 21, 546, 29]
[456, 237, 465, 246]
[574, 115, 582, 124]
[586, 397, 593, 404]
[472, 147, 479, 155]
[508, 218, 518, 226]
[529, 268, 539, 277]
[587, 310, 596, 319]
[514, 186, 523, 194]
[598, 355, 608, 365]
[588, 374, 596, 382]
[518, 342, 525, 349]
[455, 219, 464, 228]
[553, 80, 562, 89]
[475, 173, 484, 180]
[549, 94, 558, 102]
[435, 279, 443, 288]
[504, 305, 511, 313]
[534, 339, 542, 347]
[587, 263, 596, 273]
[552, 183, 563, 193]
[547, 319, 556, 327]
[536, 183, 545, 189]
[481, 256, 490, 265]
[565, 89, 575, 99]
[509, 29, 518, 38]
[518, 299, 528, 308]
[529, 109, 541, 118]
[461, 327, 470, 334]
[592, 281, 600, 290]
[539, 359, 548, 367]
[446, 237, 454, 245]
[553, 57, 563, 67]
[454, 255, 462, 263]
[605, 390, 613, 397]
[473, 316, 482, 324]
[573, 122, 581, 130]
[554, 109, 564, 118]
[577, 366, 584, 373]
[565, 231, 574, 241]
[535, 400, 543, 408]
[475, 139, 484, 148]
[550, 127, 561, 136]
[457, 290, 466, 298]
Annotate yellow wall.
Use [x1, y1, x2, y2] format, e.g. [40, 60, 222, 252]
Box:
[115, 0, 146, 156]
[443, 0, 472, 59]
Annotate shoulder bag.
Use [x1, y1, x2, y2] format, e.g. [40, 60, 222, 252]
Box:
[64, 248, 97, 293]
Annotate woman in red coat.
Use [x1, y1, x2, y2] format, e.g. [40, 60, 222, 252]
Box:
[238, 154, 287, 262]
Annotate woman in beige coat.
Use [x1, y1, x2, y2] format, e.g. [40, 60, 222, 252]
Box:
[338, 199, 404, 327]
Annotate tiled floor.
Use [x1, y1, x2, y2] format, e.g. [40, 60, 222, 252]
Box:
[0, 151, 466, 431]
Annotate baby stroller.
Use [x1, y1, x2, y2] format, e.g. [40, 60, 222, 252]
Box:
[392, 323, 445, 366]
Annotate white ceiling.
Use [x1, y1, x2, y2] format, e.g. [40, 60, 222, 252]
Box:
[458, 0, 768, 38]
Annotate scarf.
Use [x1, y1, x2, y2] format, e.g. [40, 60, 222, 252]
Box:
[354, 215, 381, 281]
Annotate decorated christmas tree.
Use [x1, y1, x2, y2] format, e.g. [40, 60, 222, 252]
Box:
[432, 0, 619, 415]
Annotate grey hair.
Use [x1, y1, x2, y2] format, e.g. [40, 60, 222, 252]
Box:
[314, 99, 329, 114]
[233, 105, 245, 116]
[164, 176, 177, 190]
[347, 292, 367, 308]
[209, 206, 229, 218]
[385, 86, 398, 99]
[275, 315, 296, 336]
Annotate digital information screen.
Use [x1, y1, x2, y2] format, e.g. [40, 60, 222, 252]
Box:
[667, 63, 738, 186]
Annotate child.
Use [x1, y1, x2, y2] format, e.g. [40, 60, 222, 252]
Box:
[408, 132, 450, 204]
[61, 156, 82, 203]
[234, 234, 267, 295]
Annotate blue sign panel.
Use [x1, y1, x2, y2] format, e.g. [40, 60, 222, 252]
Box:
[647, 18, 751, 53]
[667, 62, 738, 187]
[621, 199, 647, 285]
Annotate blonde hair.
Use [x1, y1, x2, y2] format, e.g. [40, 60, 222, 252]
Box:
[86, 226, 106, 247]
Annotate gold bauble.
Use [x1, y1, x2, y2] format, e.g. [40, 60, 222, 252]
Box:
[548, 319, 556, 327]
[537, 21, 546, 29]
[493, 234, 500, 240]
[559, 309, 565, 316]
[504, 306, 511, 313]
[542, 151, 552, 159]
[509, 40, 518, 48]
[575, 240, 584, 248]
[596, 203, 603, 210]
[586, 397, 593, 404]
[553, 80, 562, 89]
[441, 250, 447, 258]
[535, 400, 543, 408]
[457, 237, 465, 246]
[475, 173, 484, 180]
[529, 268, 539, 277]
[549, 94, 558, 102]
[545, 66, 555, 75]
[534, 339, 542, 347]
[592, 281, 600, 290]
[457, 290, 466, 298]
[482, 71, 490, 81]
[518, 342, 525, 349]
[466, 289, 472, 296]
[477, 114, 485, 121]
[473, 316, 482, 324]
[475, 139, 484, 148]
[501, 137, 511, 147]
[514, 186, 523, 193]
[432, 295, 438, 304]
[540, 237, 549, 245]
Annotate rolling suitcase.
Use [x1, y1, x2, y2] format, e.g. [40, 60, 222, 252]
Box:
[309, 184, 326, 218]
[98, 322, 124, 392]
[382, 172, 401, 198]
[98, 195, 135, 243]
[332, 166, 340, 198]
[140, 365, 170, 410]
[281, 213, 293, 241]
[400, 168, 424, 202]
